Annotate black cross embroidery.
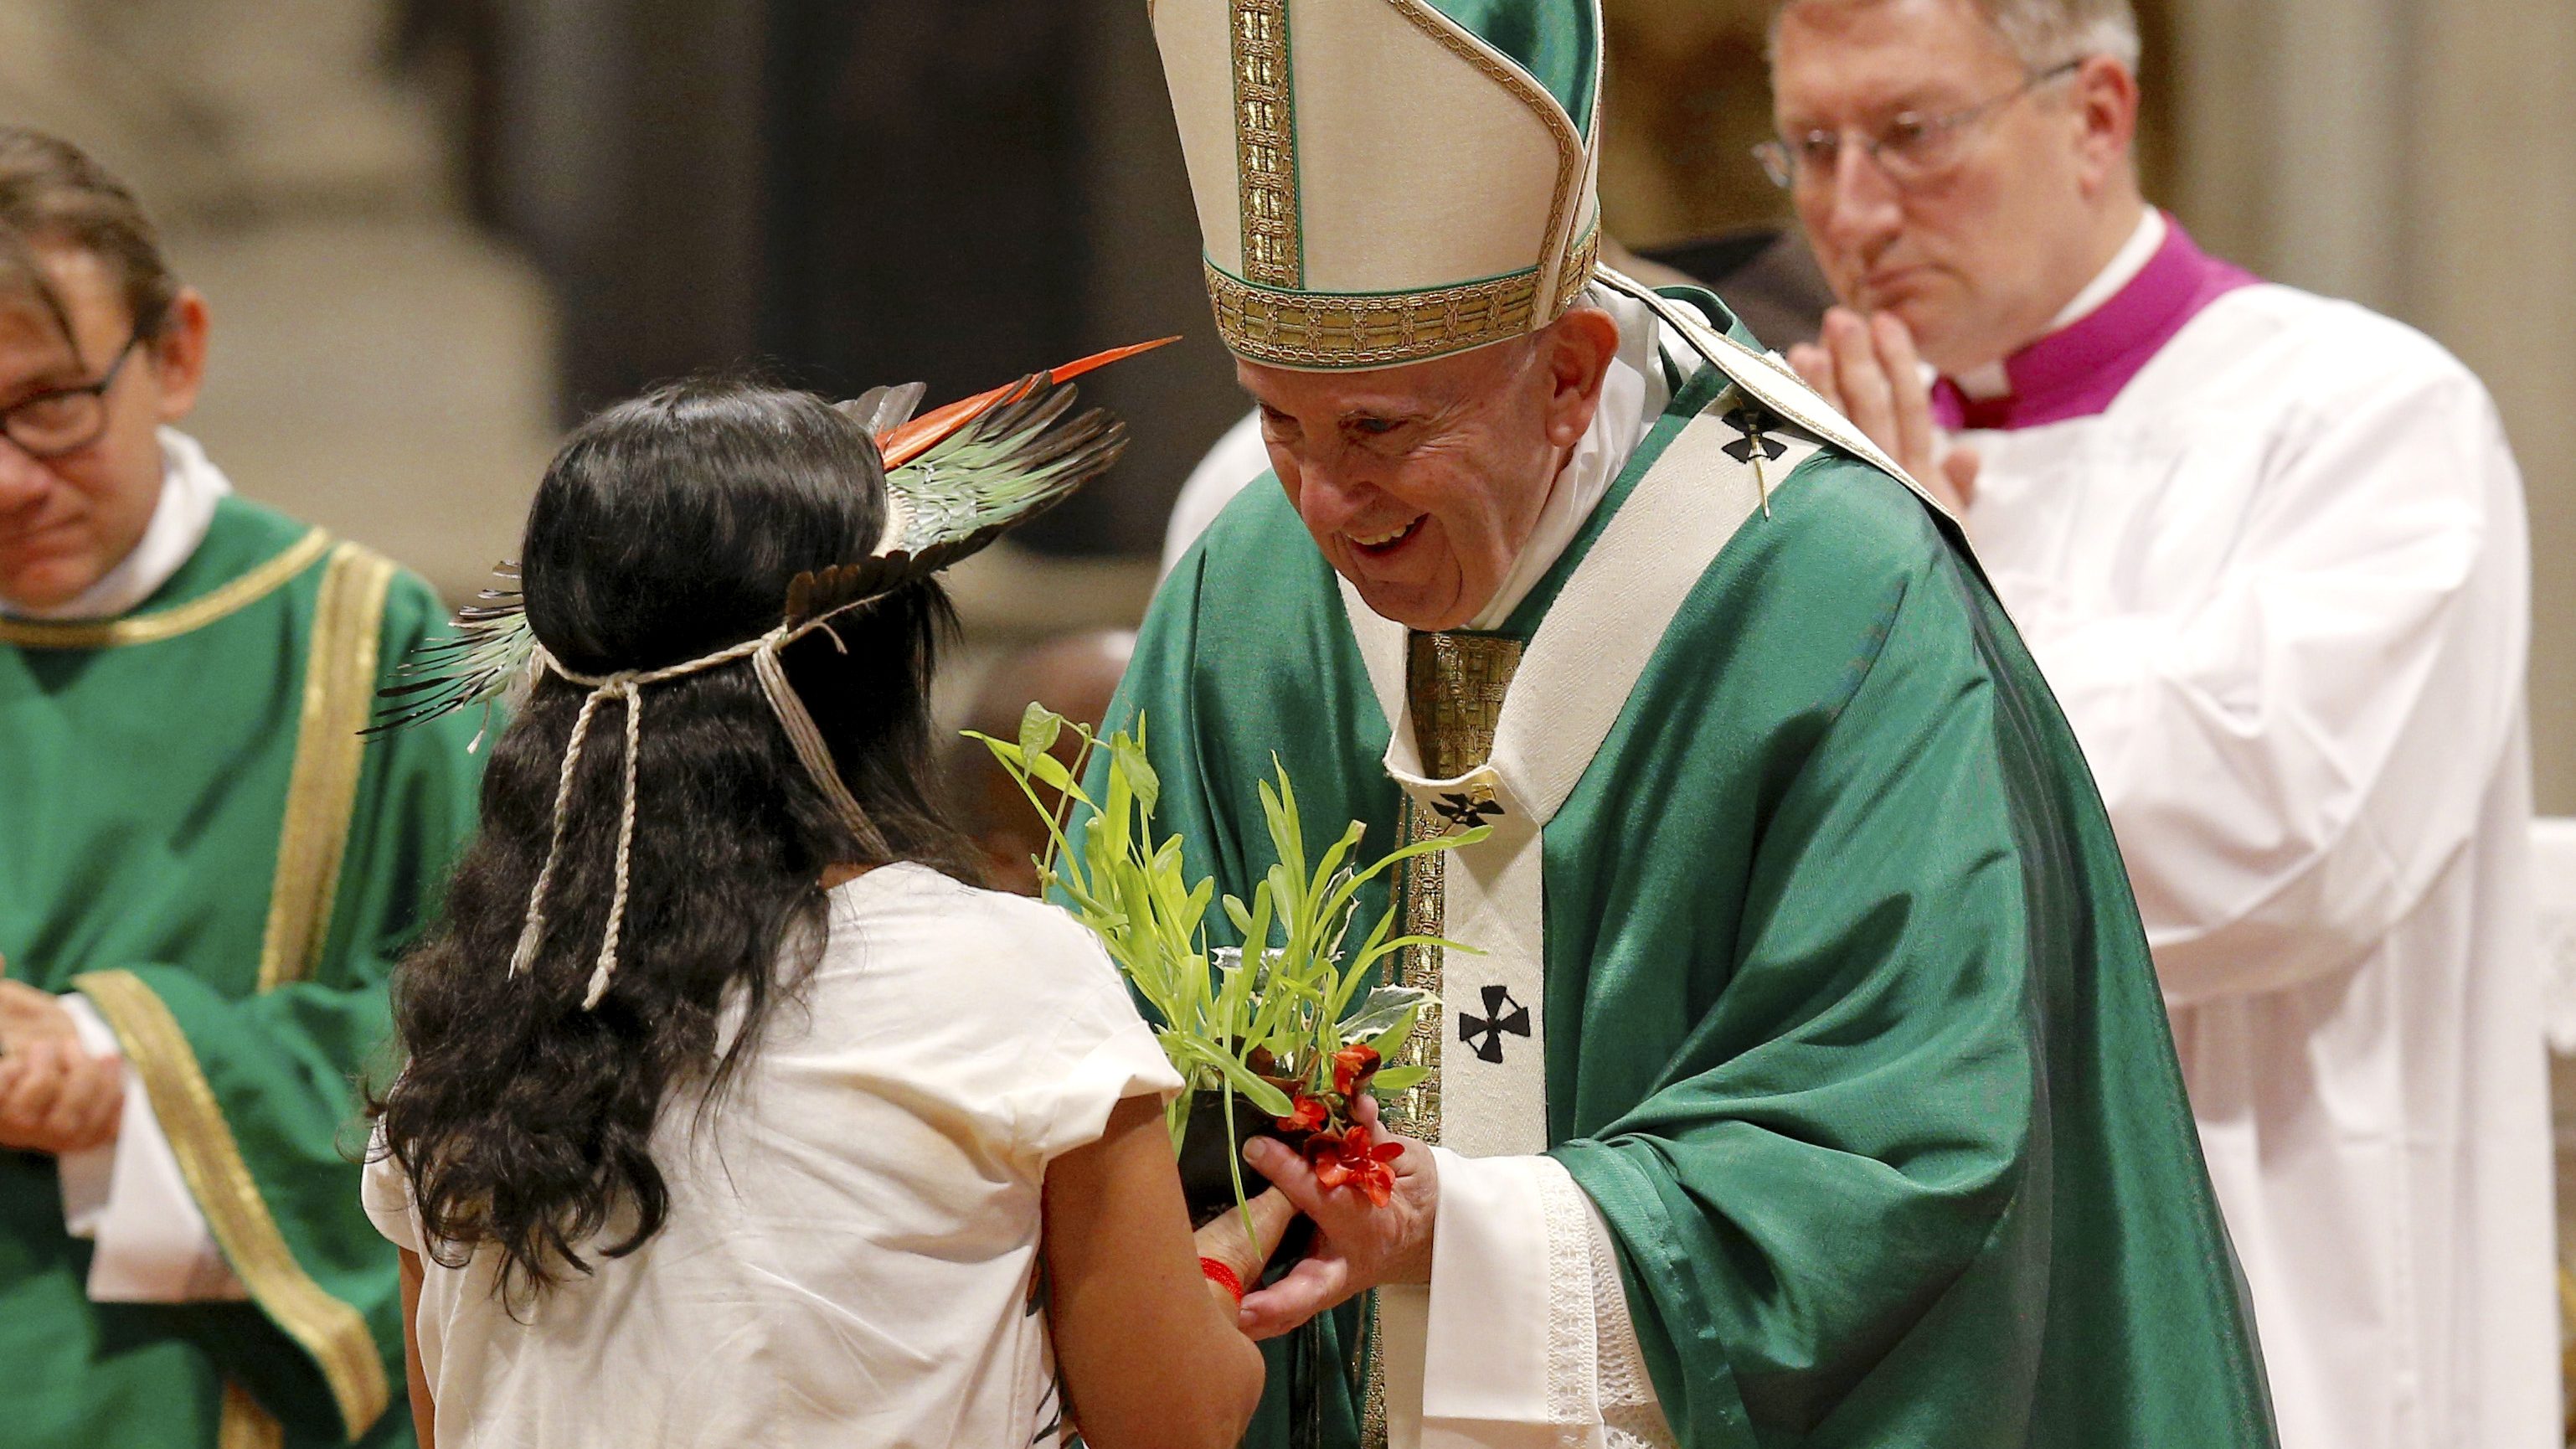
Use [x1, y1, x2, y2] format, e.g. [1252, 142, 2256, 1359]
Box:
[1721, 404, 1787, 466]
[1722, 402, 1788, 516]
[1458, 984, 1532, 1064]
[1432, 791, 1505, 832]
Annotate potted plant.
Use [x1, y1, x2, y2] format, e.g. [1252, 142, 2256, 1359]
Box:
[968, 705, 1480, 1232]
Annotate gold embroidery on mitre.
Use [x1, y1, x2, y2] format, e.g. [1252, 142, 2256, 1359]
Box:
[1229, 0, 1300, 287]
[1208, 230, 1597, 371]
[1387, 632, 1523, 1144]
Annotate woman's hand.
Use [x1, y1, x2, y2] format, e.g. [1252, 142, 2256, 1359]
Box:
[1043, 1096, 1274, 1448]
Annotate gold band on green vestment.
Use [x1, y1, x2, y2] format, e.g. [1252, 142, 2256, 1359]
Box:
[1387, 630, 1523, 1143]
[72, 969, 393, 1441]
[217, 1381, 283, 1449]
[0, 529, 330, 650]
[1365, 630, 1524, 1449]
[258, 542, 395, 992]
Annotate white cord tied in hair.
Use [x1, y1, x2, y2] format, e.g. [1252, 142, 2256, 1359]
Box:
[508, 619, 884, 1010]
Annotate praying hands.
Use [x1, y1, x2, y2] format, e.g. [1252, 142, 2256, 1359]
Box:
[0, 978, 120, 1156]
[1788, 307, 1982, 518]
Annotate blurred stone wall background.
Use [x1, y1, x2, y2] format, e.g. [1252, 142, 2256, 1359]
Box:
[0, 0, 558, 606]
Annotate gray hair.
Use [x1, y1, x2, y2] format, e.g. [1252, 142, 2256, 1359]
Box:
[1981, 0, 2139, 70]
[1774, 0, 2141, 72]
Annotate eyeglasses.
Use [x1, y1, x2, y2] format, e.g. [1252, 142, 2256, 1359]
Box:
[1754, 59, 2084, 193]
[0, 331, 149, 460]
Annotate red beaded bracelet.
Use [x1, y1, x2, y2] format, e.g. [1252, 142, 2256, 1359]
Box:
[1199, 1256, 1244, 1304]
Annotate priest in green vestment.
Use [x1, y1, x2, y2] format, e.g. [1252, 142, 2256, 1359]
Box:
[1109, 6, 2279, 1446]
[0, 129, 481, 1449]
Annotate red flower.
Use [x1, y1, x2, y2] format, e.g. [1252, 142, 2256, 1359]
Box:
[1331, 1043, 1382, 1098]
[1303, 1121, 1407, 1207]
[1275, 1092, 1328, 1134]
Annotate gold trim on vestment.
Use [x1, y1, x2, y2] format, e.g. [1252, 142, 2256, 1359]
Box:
[1368, 632, 1522, 1449]
[0, 529, 330, 650]
[72, 968, 393, 1441]
[258, 543, 395, 992]
[1410, 634, 1519, 778]
[1387, 632, 1523, 1144]
[1358, 1288, 1388, 1449]
[1393, 796, 1446, 1144]
[1229, 0, 1300, 287]
[1208, 230, 1597, 371]
[218, 1381, 284, 1449]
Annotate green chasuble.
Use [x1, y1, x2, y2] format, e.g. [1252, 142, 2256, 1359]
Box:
[1100, 297, 2275, 1448]
[0, 497, 483, 1449]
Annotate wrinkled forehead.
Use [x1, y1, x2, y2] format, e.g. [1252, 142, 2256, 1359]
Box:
[1770, 0, 2025, 125]
[1234, 333, 1542, 416]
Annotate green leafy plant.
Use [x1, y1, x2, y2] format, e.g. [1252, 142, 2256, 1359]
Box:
[967, 704, 1480, 1220]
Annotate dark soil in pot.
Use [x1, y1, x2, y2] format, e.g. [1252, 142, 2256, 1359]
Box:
[1178, 1088, 1316, 1267]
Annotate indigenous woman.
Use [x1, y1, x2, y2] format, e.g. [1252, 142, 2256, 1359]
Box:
[365, 372, 1278, 1447]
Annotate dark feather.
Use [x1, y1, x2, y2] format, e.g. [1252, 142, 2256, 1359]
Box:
[367, 564, 537, 736]
[837, 382, 927, 441]
[784, 373, 1130, 629]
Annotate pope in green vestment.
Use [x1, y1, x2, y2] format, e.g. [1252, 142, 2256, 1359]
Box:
[1115, 293, 2277, 1449]
[1124, 3, 2278, 1444]
[0, 484, 482, 1448]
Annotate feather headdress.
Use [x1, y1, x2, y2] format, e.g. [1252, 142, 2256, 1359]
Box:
[373, 337, 1172, 738]
[376, 338, 1174, 1008]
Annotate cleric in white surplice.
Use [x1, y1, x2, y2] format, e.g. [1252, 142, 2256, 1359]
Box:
[1766, 1, 2559, 1446]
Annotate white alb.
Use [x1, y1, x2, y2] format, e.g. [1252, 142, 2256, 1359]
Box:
[1960, 274, 2559, 1449]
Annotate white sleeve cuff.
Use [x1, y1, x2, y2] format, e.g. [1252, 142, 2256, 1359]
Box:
[58, 992, 245, 1303]
[54, 996, 121, 1240]
[1416, 1149, 1672, 1449]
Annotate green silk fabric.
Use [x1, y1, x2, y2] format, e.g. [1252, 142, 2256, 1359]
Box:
[1418, 0, 1600, 135]
[1099, 302, 2276, 1447]
[0, 498, 482, 1448]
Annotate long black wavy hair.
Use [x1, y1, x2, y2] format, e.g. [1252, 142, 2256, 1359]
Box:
[376, 378, 976, 1304]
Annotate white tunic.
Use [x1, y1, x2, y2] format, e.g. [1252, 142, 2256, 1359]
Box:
[363, 864, 1182, 1449]
[1950, 219, 2560, 1449]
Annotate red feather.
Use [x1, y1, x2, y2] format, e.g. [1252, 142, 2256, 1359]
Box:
[876, 336, 1179, 468]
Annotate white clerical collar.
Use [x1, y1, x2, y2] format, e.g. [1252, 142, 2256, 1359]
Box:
[1464, 283, 1682, 631]
[1955, 208, 2166, 401]
[0, 428, 232, 621]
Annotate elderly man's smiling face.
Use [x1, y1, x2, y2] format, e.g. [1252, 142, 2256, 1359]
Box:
[1238, 307, 1620, 632]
